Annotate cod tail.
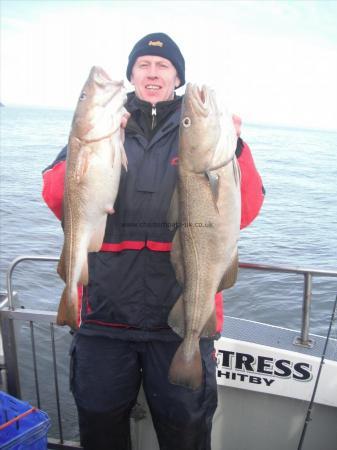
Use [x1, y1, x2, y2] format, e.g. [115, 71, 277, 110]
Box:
[168, 341, 203, 390]
[56, 285, 79, 330]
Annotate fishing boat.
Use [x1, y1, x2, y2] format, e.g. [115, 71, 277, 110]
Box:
[1, 256, 337, 450]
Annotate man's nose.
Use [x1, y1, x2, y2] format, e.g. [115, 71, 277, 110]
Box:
[147, 64, 158, 78]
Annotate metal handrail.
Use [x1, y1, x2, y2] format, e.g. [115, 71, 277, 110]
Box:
[239, 261, 337, 277]
[0, 292, 9, 310]
[5, 255, 60, 310]
[239, 262, 337, 347]
[3, 255, 337, 347]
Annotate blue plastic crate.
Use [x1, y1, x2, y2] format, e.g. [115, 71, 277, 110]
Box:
[0, 391, 50, 450]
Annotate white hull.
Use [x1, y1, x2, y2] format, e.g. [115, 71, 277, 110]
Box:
[131, 317, 337, 450]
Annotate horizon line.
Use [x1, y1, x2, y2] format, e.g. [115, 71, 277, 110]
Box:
[1, 102, 337, 134]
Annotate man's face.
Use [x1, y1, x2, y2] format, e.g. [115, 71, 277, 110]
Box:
[131, 55, 180, 104]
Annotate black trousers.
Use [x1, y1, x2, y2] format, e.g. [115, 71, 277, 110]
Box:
[70, 334, 218, 450]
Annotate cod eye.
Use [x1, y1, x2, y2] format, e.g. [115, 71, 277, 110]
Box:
[182, 117, 191, 128]
[79, 91, 87, 101]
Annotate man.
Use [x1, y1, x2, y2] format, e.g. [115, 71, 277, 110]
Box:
[42, 32, 264, 450]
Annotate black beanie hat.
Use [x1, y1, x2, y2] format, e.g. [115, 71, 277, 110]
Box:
[126, 32, 185, 88]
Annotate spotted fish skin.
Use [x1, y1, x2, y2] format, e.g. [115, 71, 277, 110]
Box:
[57, 66, 127, 330]
[168, 83, 241, 389]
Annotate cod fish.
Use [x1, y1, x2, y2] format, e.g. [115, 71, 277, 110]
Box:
[57, 66, 127, 329]
[168, 83, 241, 389]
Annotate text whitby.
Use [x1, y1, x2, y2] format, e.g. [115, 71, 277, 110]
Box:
[216, 350, 312, 387]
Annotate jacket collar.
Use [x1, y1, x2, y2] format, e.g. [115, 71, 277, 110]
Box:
[126, 91, 182, 114]
[125, 92, 182, 143]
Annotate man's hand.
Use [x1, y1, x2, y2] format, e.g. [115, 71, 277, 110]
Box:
[120, 112, 130, 144]
[121, 112, 131, 129]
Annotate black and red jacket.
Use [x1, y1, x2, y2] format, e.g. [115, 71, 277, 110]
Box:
[42, 94, 264, 340]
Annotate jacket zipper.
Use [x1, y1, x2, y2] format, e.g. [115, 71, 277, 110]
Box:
[151, 105, 157, 130]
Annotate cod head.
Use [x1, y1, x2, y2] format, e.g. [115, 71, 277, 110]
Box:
[179, 83, 237, 173]
[72, 66, 127, 142]
[179, 83, 221, 173]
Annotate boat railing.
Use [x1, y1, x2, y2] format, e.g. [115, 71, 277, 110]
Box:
[1, 255, 337, 449]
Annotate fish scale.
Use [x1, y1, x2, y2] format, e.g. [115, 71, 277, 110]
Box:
[56, 66, 127, 330]
[168, 83, 241, 389]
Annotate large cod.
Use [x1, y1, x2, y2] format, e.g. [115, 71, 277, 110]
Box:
[168, 83, 241, 389]
[57, 66, 127, 329]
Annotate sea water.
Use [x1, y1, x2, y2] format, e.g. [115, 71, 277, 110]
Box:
[1, 105, 336, 331]
[0, 105, 337, 439]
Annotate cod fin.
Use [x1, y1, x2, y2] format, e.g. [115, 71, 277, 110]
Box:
[57, 245, 66, 282]
[56, 287, 68, 326]
[170, 230, 185, 286]
[168, 343, 203, 390]
[75, 146, 91, 183]
[120, 138, 128, 172]
[88, 217, 107, 253]
[120, 126, 125, 144]
[200, 308, 217, 337]
[79, 258, 89, 285]
[56, 287, 79, 330]
[167, 186, 179, 231]
[168, 295, 185, 337]
[232, 157, 241, 186]
[217, 251, 239, 291]
[205, 170, 219, 211]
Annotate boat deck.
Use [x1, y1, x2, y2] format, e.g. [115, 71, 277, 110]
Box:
[223, 315, 337, 361]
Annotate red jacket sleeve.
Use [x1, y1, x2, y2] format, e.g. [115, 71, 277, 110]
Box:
[42, 147, 67, 220]
[237, 140, 264, 229]
[42, 141, 264, 228]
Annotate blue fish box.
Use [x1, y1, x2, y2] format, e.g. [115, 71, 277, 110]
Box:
[0, 391, 50, 450]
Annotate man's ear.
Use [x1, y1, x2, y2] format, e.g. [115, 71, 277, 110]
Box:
[175, 77, 181, 88]
[130, 75, 135, 86]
